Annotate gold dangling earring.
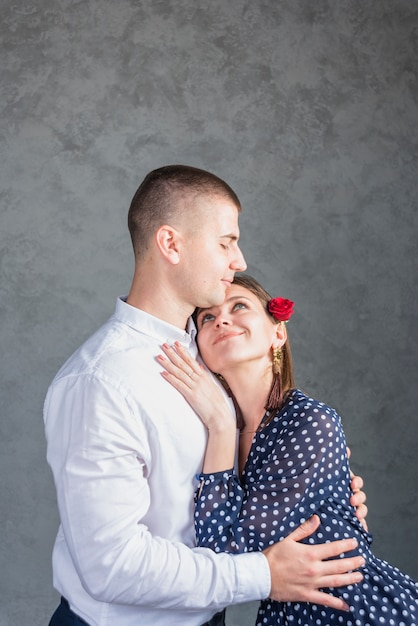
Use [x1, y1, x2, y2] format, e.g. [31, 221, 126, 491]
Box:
[266, 347, 284, 412]
[272, 347, 282, 374]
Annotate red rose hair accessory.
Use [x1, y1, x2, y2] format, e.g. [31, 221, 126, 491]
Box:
[268, 297, 294, 322]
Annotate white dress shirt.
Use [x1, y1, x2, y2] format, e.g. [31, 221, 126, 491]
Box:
[44, 297, 270, 626]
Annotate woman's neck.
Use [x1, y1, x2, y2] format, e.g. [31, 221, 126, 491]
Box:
[222, 362, 273, 432]
[222, 364, 271, 476]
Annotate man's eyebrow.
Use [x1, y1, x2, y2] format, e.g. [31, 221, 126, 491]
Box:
[220, 233, 239, 241]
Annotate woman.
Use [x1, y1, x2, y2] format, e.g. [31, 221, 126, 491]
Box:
[157, 274, 418, 625]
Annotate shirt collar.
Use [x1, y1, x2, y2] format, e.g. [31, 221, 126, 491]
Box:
[114, 296, 197, 350]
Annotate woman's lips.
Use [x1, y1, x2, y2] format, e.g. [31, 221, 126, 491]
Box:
[214, 331, 243, 344]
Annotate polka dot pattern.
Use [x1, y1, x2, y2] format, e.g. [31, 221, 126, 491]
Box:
[194, 389, 418, 625]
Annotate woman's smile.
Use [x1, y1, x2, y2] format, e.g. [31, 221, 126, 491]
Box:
[213, 330, 244, 344]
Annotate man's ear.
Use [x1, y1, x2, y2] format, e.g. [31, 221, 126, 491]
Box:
[272, 322, 287, 350]
[155, 224, 181, 265]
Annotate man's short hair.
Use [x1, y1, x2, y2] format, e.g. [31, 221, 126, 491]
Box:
[128, 165, 241, 256]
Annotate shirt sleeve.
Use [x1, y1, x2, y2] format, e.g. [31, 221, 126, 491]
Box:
[194, 399, 349, 553]
[44, 373, 270, 608]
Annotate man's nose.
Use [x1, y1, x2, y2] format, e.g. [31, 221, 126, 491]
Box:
[231, 245, 247, 272]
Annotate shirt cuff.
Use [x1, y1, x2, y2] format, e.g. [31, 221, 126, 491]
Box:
[232, 551, 271, 603]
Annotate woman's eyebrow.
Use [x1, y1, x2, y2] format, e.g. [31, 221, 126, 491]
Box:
[224, 295, 252, 303]
[197, 295, 252, 319]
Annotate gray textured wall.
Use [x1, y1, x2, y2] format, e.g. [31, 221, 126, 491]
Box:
[1, 1, 417, 624]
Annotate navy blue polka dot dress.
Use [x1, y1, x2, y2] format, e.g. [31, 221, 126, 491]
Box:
[194, 388, 418, 625]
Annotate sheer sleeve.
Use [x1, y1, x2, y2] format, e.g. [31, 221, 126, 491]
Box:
[194, 393, 349, 553]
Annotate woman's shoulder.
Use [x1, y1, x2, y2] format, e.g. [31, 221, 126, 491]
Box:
[285, 388, 337, 410]
[279, 388, 342, 431]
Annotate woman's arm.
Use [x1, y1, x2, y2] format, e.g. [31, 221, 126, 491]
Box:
[193, 396, 355, 554]
[157, 344, 368, 544]
[157, 342, 237, 473]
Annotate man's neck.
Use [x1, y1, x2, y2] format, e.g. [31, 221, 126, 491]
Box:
[126, 285, 192, 331]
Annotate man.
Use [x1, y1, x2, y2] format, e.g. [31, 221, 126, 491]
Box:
[44, 165, 367, 626]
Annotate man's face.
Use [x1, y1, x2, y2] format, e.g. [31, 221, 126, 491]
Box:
[178, 195, 247, 310]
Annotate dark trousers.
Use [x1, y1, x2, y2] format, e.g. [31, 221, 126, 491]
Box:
[202, 609, 226, 626]
[49, 597, 226, 626]
[49, 598, 90, 625]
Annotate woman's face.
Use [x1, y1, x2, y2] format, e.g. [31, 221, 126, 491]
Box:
[196, 284, 283, 375]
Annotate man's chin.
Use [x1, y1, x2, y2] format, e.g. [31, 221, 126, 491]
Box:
[207, 291, 227, 307]
[195, 284, 229, 309]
